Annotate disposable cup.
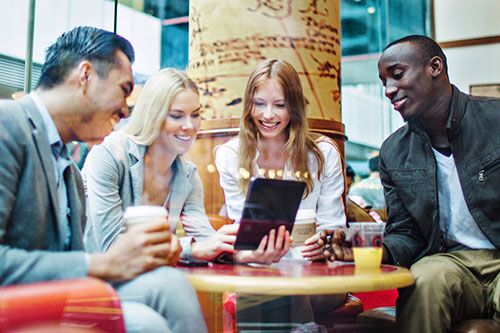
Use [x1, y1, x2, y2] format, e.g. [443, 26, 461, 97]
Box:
[347, 222, 385, 270]
[123, 205, 168, 230]
[287, 209, 316, 260]
[291, 209, 317, 247]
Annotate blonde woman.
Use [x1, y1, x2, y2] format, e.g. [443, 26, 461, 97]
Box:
[83, 68, 288, 264]
[215, 59, 346, 260]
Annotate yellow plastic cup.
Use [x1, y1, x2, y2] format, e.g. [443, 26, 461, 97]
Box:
[347, 223, 385, 270]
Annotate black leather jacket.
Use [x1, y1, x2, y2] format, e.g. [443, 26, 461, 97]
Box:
[380, 85, 500, 267]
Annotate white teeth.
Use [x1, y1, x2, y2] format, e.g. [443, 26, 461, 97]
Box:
[261, 122, 278, 128]
[174, 135, 191, 141]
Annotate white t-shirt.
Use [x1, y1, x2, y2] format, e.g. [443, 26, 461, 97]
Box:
[433, 148, 494, 250]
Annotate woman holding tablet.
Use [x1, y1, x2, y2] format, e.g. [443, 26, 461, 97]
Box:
[215, 59, 348, 326]
[215, 58, 346, 260]
[82, 68, 288, 264]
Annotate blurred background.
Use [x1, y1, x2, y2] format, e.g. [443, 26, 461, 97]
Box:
[1, 0, 498, 179]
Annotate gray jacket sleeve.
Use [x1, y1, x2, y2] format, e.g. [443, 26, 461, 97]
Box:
[180, 168, 215, 242]
[0, 104, 87, 285]
[379, 150, 427, 267]
[0, 247, 88, 285]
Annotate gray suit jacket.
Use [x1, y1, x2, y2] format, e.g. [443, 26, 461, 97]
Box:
[0, 96, 87, 285]
[82, 131, 215, 254]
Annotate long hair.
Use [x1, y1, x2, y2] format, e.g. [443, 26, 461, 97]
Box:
[238, 59, 324, 196]
[120, 68, 198, 145]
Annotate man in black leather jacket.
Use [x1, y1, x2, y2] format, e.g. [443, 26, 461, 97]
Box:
[377, 35, 500, 333]
[322, 35, 499, 333]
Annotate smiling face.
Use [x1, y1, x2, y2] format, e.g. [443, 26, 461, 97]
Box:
[378, 42, 437, 122]
[159, 88, 201, 155]
[251, 79, 290, 141]
[72, 50, 134, 144]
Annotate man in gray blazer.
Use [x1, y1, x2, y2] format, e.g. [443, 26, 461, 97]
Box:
[0, 26, 206, 333]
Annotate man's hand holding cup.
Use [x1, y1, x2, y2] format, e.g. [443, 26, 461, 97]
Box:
[124, 205, 181, 266]
[90, 206, 182, 282]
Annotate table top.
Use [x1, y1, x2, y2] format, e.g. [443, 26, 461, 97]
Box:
[179, 259, 414, 295]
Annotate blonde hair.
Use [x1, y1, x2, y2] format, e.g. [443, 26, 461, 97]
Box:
[238, 59, 324, 196]
[121, 68, 198, 145]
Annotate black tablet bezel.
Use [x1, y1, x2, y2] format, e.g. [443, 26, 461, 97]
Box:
[234, 178, 306, 250]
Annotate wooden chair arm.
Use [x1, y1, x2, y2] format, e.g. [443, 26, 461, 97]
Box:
[208, 214, 234, 231]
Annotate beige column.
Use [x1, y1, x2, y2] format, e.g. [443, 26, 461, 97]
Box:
[186, 0, 344, 215]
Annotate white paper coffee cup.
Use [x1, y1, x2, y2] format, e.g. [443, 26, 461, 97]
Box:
[123, 205, 168, 229]
[291, 209, 317, 247]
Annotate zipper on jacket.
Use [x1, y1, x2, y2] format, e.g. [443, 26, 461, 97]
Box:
[478, 157, 500, 182]
[427, 141, 443, 255]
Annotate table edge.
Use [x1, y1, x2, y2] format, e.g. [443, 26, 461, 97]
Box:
[185, 266, 414, 295]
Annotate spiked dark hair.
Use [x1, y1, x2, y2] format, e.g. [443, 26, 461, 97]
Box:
[37, 26, 134, 89]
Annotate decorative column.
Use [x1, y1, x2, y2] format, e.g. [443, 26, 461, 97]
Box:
[186, 0, 344, 215]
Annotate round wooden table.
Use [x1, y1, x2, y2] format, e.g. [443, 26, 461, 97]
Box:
[181, 259, 414, 295]
[179, 259, 414, 332]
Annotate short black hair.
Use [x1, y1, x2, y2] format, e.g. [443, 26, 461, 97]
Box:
[384, 35, 448, 75]
[37, 26, 135, 89]
[368, 156, 379, 173]
[346, 164, 356, 178]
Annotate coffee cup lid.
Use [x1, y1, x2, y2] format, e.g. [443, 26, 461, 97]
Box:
[295, 209, 316, 220]
[123, 205, 168, 220]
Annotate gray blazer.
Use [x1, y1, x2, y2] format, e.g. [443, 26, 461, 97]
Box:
[82, 132, 215, 253]
[0, 96, 87, 285]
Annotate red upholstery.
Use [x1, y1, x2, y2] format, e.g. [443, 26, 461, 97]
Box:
[352, 289, 398, 310]
[0, 278, 125, 333]
[222, 293, 363, 333]
[222, 292, 238, 333]
[352, 290, 399, 332]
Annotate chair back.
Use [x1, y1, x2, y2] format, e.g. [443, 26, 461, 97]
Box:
[0, 278, 125, 332]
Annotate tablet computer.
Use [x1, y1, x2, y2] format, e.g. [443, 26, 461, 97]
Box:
[234, 178, 306, 250]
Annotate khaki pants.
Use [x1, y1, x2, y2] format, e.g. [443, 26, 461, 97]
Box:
[397, 249, 500, 333]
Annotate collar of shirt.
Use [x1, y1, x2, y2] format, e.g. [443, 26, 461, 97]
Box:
[30, 92, 64, 152]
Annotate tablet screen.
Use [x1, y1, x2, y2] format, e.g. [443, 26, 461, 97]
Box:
[234, 178, 306, 250]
